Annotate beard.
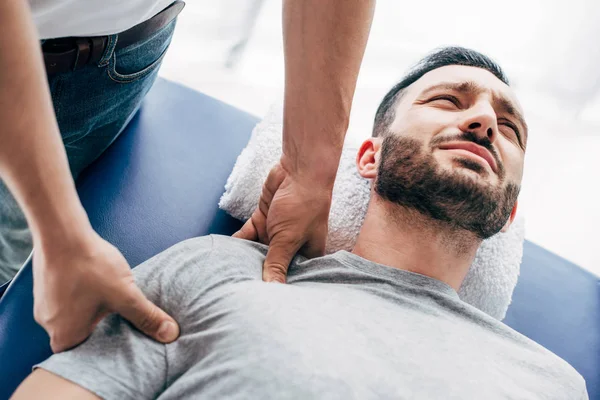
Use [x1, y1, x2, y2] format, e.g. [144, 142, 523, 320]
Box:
[374, 133, 520, 239]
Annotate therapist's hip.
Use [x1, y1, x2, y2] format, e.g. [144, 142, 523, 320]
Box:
[41, 0, 184, 78]
[0, 3, 182, 283]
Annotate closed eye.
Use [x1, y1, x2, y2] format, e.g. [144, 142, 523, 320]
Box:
[499, 120, 523, 147]
[430, 95, 461, 107]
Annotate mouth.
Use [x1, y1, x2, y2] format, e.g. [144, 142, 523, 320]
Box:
[437, 142, 498, 173]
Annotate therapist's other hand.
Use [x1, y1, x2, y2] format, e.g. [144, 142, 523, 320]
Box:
[233, 161, 332, 283]
[33, 230, 180, 353]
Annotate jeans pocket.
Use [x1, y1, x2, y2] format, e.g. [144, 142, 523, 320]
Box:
[107, 19, 176, 84]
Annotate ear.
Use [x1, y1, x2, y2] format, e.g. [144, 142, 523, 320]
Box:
[356, 137, 383, 179]
[500, 200, 518, 233]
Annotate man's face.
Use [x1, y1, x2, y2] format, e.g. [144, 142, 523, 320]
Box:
[372, 65, 527, 239]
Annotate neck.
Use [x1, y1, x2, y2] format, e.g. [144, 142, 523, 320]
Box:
[352, 195, 481, 291]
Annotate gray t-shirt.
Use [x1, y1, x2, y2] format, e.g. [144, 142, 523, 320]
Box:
[37, 235, 588, 399]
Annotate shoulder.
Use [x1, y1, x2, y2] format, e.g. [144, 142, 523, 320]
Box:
[132, 235, 266, 308]
[544, 352, 588, 399]
[516, 331, 589, 398]
[182, 234, 269, 278]
[132, 235, 216, 283]
[162, 236, 267, 324]
[210, 234, 268, 262]
[133, 234, 267, 283]
[129, 236, 217, 308]
[200, 235, 268, 280]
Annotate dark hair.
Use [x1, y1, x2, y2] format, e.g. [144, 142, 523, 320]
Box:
[372, 46, 509, 137]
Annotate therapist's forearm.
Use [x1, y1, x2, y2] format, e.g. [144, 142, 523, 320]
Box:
[0, 0, 91, 248]
[282, 0, 375, 187]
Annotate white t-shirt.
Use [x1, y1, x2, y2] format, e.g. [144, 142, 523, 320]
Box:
[30, 0, 174, 39]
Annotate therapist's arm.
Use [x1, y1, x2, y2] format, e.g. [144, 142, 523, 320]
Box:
[0, 0, 178, 352]
[281, 0, 375, 184]
[235, 0, 376, 282]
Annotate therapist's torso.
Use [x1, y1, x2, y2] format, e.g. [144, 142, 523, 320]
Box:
[29, 0, 174, 39]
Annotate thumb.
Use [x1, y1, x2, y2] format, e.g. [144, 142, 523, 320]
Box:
[263, 236, 302, 283]
[299, 229, 327, 259]
[111, 284, 180, 343]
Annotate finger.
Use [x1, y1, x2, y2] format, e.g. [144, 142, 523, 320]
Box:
[256, 173, 281, 215]
[264, 163, 286, 198]
[40, 306, 108, 353]
[49, 311, 106, 353]
[234, 164, 284, 244]
[262, 235, 302, 283]
[89, 308, 110, 332]
[300, 228, 327, 259]
[50, 327, 92, 353]
[111, 285, 180, 343]
[258, 184, 273, 214]
[249, 206, 269, 244]
[233, 218, 258, 241]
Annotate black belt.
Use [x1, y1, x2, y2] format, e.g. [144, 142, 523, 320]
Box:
[42, 0, 185, 76]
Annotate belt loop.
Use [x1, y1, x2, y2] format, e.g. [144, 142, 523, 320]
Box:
[98, 34, 118, 67]
[73, 38, 92, 71]
[89, 37, 107, 64]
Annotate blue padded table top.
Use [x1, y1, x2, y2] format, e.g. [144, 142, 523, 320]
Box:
[0, 78, 597, 399]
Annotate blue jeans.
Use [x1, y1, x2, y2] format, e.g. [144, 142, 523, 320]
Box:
[0, 20, 177, 284]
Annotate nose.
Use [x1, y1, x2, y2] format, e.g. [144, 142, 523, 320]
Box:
[458, 102, 498, 143]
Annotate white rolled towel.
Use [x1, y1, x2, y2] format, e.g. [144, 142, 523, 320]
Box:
[220, 102, 525, 321]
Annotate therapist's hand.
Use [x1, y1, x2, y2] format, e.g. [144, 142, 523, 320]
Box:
[234, 0, 374, 281]
[33, 230, 180, 353]
[234, 161, 332, 283]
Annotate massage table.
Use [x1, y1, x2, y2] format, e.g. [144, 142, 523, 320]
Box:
[0, 78, 597, 399]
